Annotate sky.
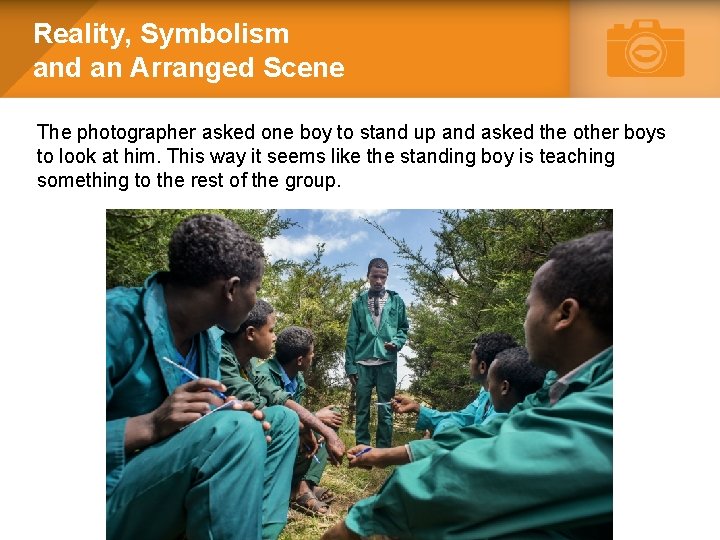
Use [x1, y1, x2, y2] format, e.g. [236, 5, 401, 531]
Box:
[263, 209, 444, 388]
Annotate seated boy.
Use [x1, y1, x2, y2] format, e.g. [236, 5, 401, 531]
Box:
[106, 213, 299, 540]
[393, 332, 518, 435]
[485, 346, 548, 414]
[219, 302, 345, 515]
[256, 325, 345, 516]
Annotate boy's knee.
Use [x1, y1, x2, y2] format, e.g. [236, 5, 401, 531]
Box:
[196, 410, 266, 453]
[264, 405, 299, 435]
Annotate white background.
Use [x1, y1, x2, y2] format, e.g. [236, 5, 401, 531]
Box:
[1, 98, 718, 537]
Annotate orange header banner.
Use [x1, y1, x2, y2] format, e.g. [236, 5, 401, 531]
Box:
[2, 1, 718, 97]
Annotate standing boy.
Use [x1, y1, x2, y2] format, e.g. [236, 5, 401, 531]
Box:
[106, 214, 299, 540]
[345, 258, 409, 448]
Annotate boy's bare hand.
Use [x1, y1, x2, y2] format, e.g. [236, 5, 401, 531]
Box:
[321, 521, 362, 540]
[347, 445, 410, 469]
[392, 394, 420, 414]
[150, 378, 228, 438]
[316, 405, 343, 428]
[325, 431, 346, 465]
[300, 429, 319, 457]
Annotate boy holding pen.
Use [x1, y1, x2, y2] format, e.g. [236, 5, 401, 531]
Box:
[106, 214, 298, 540]
[220, 303, 345, 516]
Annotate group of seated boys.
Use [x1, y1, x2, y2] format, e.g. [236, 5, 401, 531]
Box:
[106, 213, 612, 540]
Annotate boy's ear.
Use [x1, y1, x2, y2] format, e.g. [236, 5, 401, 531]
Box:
[223, 276, 241, 300]
[500, 380, 510, 396]
[554, 298, 581, 331]
[245, 326, 257, 342]
[478, 361, 488, 375]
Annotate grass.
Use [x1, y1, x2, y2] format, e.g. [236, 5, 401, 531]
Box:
[279, 414, 422, 540]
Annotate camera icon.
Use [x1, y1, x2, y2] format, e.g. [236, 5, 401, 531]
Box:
[607, 19, 684, 77]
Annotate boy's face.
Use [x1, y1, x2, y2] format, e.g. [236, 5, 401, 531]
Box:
[251, 312, 277, 360]
[523, 261, 556, 370]
[486, 361, 511, 413]
[469, 349, 485, 382]
[298, 343, 315, 372]
[219, 277, 262, 333]
[367, 266, 388, 292]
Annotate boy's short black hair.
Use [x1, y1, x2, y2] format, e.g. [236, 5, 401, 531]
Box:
[275, 326, 315, 365]
[538, 230, 612, 336]
[472, 332, 519, 365]
[224, 299, 274, 339]
[367, 258, 389, 274]
[493, 346, 548, 400]
[168, 213, 264, 287]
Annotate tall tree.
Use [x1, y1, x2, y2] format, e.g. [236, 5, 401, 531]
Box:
[371, 209, 613, 410]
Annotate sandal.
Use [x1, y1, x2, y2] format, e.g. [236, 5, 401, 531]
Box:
[312, 486, 336, 504]
[291, 491, 330, 517]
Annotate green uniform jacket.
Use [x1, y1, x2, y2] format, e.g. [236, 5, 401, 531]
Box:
[347, 347, 613, 539]
[416, 388, 496, 435]
[219, 340, 293, 408]
[105, 273, 224, 497]
[344, 290, 409, 376]
[255, 357, 307, 405]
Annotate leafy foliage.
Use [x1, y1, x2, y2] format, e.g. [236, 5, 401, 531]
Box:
[372, 209, 613, 410]
[106, 209, 292, 288]
[263, 246, 365, 405]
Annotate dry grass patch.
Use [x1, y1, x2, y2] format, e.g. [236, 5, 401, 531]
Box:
[279, 425, 421, 540]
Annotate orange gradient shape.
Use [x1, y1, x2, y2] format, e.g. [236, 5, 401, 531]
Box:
[2, 0, 570, 97]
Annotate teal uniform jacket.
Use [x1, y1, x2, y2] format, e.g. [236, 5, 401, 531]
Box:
[107, 275, 300, 540]
[219, 340, 295, 408]
[346, 347, 613, 539]
[255, 357, 307, 404]
[106, 272, 224, 496]
[416, 389, 496, 435]
[344, 290, 409, 375]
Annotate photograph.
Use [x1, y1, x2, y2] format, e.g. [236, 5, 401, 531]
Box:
[106, 209, 613, 539]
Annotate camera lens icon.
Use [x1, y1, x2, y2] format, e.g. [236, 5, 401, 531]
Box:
[626, 33, 667, 73]
[607, 19, 684, 77]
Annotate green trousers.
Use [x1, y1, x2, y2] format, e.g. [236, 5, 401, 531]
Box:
[106, 406, 298, 540]
[292, 440, 328, 487]
[292, 405, 342, 488]
[355, 362, 397, 448]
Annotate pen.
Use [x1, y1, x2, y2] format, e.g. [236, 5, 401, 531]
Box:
[375, 398, 399, 407]
[354, 447, 372, 457]
[305, 444, 321, 464]
[162, 356, 228, 400]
